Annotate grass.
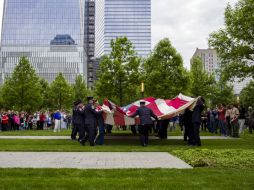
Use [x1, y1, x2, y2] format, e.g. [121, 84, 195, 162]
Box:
[0, 133, 253, 169]
[0, 126, 219, 136]
[0, 129, 253, 189]
[0, 168, 253, 190]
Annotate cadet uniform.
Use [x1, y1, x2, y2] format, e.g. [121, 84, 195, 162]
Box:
[131, 101, 158, 146]
[83, 97, 100, 146]
[71, 100, 83, 140]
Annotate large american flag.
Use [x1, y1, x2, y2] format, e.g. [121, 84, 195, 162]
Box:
[101, 94, 199, 126]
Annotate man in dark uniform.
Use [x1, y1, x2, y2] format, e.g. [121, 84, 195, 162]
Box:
[183, 108, 193, 144]
[130, 101, 158, 146]
[71, 99, 83, 140]
[191, 97, 205, 146]
[81, 96, 101, 146]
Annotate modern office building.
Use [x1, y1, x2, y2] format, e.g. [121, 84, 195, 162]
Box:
[0, 0, 88, 84]
[191, 48, 252, 95]
[95, 0, 151, 58]
[191, 48, 219, 74]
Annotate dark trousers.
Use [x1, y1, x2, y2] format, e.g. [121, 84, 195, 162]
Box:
[232, 120, 239, 138]
[131, 125, 137, 135]
[96, 120, 105, 145]
[85, 124, 97, 145]
[139, 124, 151, 146]
[192, 122, 201, 146]
[39, 121, 44, 130]
[36, 121, 40, 130]
[106, 125, 113, 133]
[1, 124, 8, 131]
[28, 123, 33, 130]
[187, 124, 194, 145]
[184, 124, 192, 142]
[71, 123, 79, 140]
[78, 124, 86, 143]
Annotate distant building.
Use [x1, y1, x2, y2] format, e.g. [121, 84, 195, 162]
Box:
[0, 0, 88, 84]
[191, 48, 252, 95]
[191, 48, 219, 74]
[95, 0, 151, 58]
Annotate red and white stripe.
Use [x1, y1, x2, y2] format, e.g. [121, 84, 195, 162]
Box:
[102, 93, 199, 126]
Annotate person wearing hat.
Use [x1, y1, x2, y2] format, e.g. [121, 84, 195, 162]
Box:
[80, 96, 101, 146]
[130, 101, 158, 146]
[71, 99, 85, 140]
[191, 97, 205, 146]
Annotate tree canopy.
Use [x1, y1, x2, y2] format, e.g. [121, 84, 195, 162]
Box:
[240, 80, 254, 108]
[95, 37, 141, 106]
[143, 38, 190, 99]
[209, 0, 254, 80]
[73, 74, 89, 102]
[1, 57, 43, 112]
[48, 73, 73, 110]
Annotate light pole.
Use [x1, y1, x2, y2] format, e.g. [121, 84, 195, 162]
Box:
[141, 82, 145, 98]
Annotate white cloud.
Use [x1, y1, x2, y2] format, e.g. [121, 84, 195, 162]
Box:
[0, 0, 238, 68]
[152, 0, 238, 68]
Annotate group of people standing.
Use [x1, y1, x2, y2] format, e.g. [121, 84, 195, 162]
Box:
[71, 97, 104, 146]
[0, 110, 71, 131]
[181, 97, 206, 146]
[199, 104, 254, 137]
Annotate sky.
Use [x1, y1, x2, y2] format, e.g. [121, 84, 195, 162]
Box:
[0, 0, 238, 68]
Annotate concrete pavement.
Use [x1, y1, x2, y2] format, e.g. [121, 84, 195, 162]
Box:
[0, 152, 192, 169]
[0, 135, 235, 140]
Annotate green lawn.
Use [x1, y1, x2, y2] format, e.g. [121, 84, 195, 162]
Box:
[0, 168, 253, 190]
[0, 126, 218, 136]
[0, 133, 253, 169]
[0, 130, 253, 189]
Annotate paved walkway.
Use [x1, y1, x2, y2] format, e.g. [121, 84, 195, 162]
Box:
[0, 152, 192, 169]
[0, 136, 235, 140]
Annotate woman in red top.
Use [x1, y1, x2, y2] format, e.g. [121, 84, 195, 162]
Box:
[39, 112, 46, 130]
[1, 113, 9, 131]
[218, 104, 227, 136]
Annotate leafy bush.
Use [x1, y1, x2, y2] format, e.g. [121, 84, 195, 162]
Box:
[172, 149, 254, 169]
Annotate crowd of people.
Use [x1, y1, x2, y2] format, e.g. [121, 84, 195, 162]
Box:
[199, 104, 254, 136]
[1, 97, 253, 147]
[0, 111, 72, 131]
[179, 103, 254, 146]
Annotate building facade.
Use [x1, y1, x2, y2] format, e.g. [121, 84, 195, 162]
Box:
[191, 48, 252, 95]
[191, 48, 219, 74]
[95, 0, 151, 58]
[0, 0, 88, 84]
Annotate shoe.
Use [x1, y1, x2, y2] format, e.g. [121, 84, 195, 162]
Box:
[90, 143, 95, 146]
[79, 140, 85, 146]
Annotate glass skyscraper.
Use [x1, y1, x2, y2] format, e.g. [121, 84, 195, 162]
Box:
[95, 0, 151, 58]
[0, 0, 88, 84]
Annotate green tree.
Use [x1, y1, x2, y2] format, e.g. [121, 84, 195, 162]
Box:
[211, 78, 236, 107]
[39, 78, 50, 109]
[240, 80, 254, 108]
[95, 37, 141, 106]
[73, 74, 89, 102]
[1, 57, 43, 112]
[209, 0, 254, 80]
[190, 57, 216, 100]
[143, 38, 190, 99]
[48, 73, 73, 110]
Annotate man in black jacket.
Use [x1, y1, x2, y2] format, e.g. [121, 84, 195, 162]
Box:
[71, 99, 83, 140]
[191, 97, 205, 146]
[130, 101, 158, 146]
[81, 97, 101, 146]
